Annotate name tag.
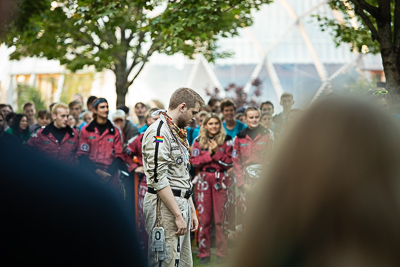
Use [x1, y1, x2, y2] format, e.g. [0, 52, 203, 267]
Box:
[42, 141, 51, 144]
[171, 146, 179, 151]
[107, 138, 114, 142]
[240, 143, 249, 147]
[67, 141, 75, 144]
[88, 136, 96, 139]
[257, 142, 266, 145]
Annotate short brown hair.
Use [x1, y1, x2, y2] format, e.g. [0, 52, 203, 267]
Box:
[168, 88, 204, 110]
[280, 92, 293, 100]
[23, 101, 34, 110]
[51, 103, 68, 115]
[220, 99, 236, 112]
[68, 100, 82, 109]
[37, 110, 51, 119]
[244, 106, 260, 117]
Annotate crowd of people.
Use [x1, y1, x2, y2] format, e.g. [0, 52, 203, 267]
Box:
[2, 87, 399, 267]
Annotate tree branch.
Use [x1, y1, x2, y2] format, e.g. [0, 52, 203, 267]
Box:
[351, 4, 380, 41]
[349, 0, 379, 17]
[126, 31, 146, 77]
[127, 37, 161, 86]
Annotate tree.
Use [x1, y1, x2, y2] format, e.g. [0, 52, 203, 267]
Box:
[316, 0, 400, 106]
[4, 0, 272, 106]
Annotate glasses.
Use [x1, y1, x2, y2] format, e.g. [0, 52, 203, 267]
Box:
[373, 90, 388, 96]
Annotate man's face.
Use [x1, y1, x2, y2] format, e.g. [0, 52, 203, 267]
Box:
[24, 105, 36, 120]
[281, 96, 294, 111]
[53, 108, 69, 128]
[177, 102, 200, 128]
[211, 101, 221, 114]
[95, 103, 109, 119]
[83, 113, 92, 124]
[70, 104, 82, 119]
[261, 114, 273, 128]
[146, 114, 160, 126]
[38, 116, 51, 127]
[0, 116, 4, 133]
[222, 106, 235, 122]
[0, 106, 11, 117]
[113, 117, 126, 130]
[198, 114, 206, 127]
[261, 104, 274, 115]
[135, 103, 147, 117]
[245, 110, 260, 129]
[67, 115, 75, 127]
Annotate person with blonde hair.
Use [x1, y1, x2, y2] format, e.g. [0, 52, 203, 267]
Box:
[191, 113, 233, 264]
[25, 103, 78, 165]
[235, 97, 400, 267]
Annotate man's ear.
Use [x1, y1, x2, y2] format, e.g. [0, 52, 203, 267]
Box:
[52, 113, 57, 121]
[180, 103, 187, 112]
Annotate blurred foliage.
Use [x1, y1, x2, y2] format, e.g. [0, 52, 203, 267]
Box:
[315, 1, 400, 100]
[314, 0, 384, 54]
[16, 84, 47, 113]
[60, 73, 94, 104]
[4, 0, 273, 105]
[340, 76, 379, 95]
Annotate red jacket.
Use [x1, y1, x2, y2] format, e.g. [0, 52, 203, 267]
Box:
[124, 133, 144, 172]
[191, 135, 233, 172]
[77, 120, 123, 168]
[233, 126, 275, 188]
[25, 123, 78, 165]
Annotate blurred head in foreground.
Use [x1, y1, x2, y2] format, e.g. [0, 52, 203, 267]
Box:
[235, 97, 400, 267]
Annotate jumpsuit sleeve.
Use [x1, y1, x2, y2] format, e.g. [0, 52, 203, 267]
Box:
[212, 139, 233, 170]
[142, 125, 171, 191]
[233, 137, 245, 188]
[24, 130, 41, 151]
[113, 127, 124, 159]
[77, 127, 90, 158]
[77, 128, 97, 173]
[190, 140, 212, 168]
[124, 135, 140, 172]
[72, 129, 79, 159]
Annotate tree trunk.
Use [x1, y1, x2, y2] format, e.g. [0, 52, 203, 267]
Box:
[380, 50, 400, 112]
[114, 55, 128, 107]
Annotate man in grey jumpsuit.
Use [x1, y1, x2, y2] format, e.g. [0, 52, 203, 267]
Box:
[143, 88, 204, 267]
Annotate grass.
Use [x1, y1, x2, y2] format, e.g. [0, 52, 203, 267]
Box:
[192, 248, 229, 267]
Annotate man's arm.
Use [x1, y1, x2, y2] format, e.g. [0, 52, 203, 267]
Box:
[157, 185, 188, 236]
[189, 197, 198, 232]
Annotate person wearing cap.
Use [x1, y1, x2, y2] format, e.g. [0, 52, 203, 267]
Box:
[77, 98, 125, 190]
[115, 107, 139, 148]
[25, 103, 79, 165]
[112, 109, 127, 144]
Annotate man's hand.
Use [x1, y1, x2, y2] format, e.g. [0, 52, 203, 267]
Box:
[95, 169, 112, 182]
[175, 214, 187, 236]
[190, 211, 199, 232]
[135, 166, 144, 173]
